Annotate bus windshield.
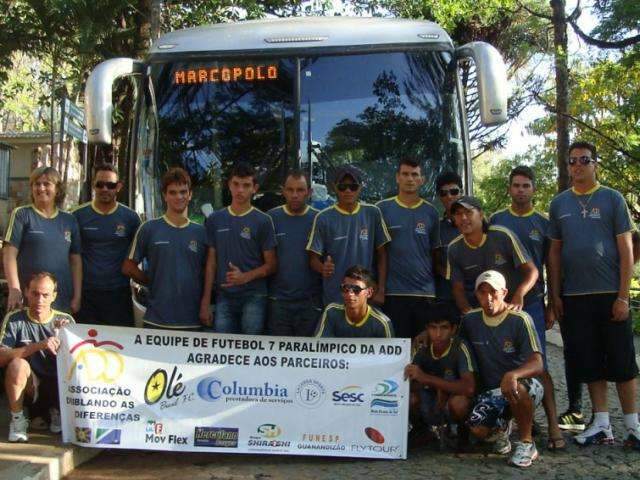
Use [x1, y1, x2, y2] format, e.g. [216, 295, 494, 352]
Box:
[145, 50, 465, 219]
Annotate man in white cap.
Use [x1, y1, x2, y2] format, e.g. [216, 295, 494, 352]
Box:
[461, 270, 544, 468]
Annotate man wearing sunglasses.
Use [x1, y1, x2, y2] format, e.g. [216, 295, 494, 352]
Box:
[446, 196, 538, 314]
[434, 172, 463, 309]
[376, 159, 440, 338]
[72, 164, 140, 326]
[548, 141, 639, 449]
[307, 165, 390, 306]
[314, 265, 393, 338]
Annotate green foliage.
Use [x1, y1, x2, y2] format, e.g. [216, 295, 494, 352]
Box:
[0, 53, 49, 131]
[590, 0, 640, 44]
[524, 49, 640, 219]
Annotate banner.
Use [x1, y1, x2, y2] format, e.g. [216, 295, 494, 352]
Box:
[57, 325, 410, 459]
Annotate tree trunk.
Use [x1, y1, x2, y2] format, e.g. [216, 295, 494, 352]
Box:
[551, 0, 570, 192]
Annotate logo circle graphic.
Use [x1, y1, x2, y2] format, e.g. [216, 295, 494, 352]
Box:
[144, 369, 167, 405]
[365, 427, 385, 444]
[197, 378, 222, 402]
[295, 379, 326, 408]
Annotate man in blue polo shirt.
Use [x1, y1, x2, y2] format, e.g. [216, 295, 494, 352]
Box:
[201, 163, 277, 334]
[434, 171, 463, 308]
[462, 270, 544, 468]
[315, 265, 394, 338]
[548, 141, 639, 449]
[123, 167, 206, 330]
[73, 164, 140, 326]
[307, 165, 390, 306]
[267, 170, 321, 336]
[377, 158, 440, 338]
[446, 196, 538, 314]
[490, 165, 564, 449]
[0, 272, 74, 442]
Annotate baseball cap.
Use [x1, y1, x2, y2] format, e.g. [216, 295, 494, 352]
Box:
[475, 270, 506, 291]
[334, 165, 363, 185]
[450, 195, 483, 214]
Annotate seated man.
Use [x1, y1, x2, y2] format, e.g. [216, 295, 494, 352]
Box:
[462, 270, 544, 468]
[404, 303, 476, 446]
[0, 272, 74, 442]
[315, 265, 394, 338]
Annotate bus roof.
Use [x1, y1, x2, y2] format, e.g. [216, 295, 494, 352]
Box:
[150, 17, 453, 57]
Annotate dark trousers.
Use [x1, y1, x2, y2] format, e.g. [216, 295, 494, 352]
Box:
[268, 296, 323, 336]
[383, 295, 434, 339]
[77, 287, 134, 327]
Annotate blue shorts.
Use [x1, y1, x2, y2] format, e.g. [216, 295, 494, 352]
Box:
[467, 379, 544, 431]
[524, 300, 547, 368]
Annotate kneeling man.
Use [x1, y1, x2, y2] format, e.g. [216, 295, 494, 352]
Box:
[462, 270, 543, 468]
[315, 265, 394, 338]
[405, 303, 476, 446]
[0, 272, 74, 442]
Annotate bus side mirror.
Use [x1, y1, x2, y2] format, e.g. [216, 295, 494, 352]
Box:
[456, 42, 509, 126]
[85, 58, 144, 144]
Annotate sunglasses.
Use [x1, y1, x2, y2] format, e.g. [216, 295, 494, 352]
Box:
[340, 284, 367, 295]
[439, 187, 460, 197]
[95, 181, 119, 190]
[336, 183, 360, 192]
[567, 156, 595, 166]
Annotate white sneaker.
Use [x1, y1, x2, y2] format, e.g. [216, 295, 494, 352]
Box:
[8, 413, 29, 443]
[510, 441, 539, 468]
[49, 408, 62, 434]
[574, 423, 614, 446]
[488, 419, 513, 454]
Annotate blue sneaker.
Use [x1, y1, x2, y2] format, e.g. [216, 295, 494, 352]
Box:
[574, 424, 614, 446]
[624, 429, 640, 450]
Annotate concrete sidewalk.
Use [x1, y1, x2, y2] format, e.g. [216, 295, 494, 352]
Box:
[0, 397, 100, 480]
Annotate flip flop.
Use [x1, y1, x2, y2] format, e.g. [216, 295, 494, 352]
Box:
[547, 436, 567, 451]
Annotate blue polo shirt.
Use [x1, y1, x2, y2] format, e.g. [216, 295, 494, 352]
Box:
[446, 225, 531, 307]
[4, 205, 81, 312]
[490, 208, 548, 303]
[376, 197, 440, 297]
[72, 202, 141, 290]
[1, 308, 75, 379]
[267, 205, 321, 301]
[314, 304, 394, 338]
[306, 202, 391, 305]
[412, 337, 476, 381]
[549, 183, 635, 295]
[129, 216, 206, 329]
[205, 206, 277, 296]
[461, 308, 541, 391]
[435, 216, 460, 301]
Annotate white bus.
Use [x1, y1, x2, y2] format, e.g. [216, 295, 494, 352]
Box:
[85, 16, 507, 218]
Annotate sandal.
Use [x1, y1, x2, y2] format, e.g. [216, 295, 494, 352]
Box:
[547, 436, 567, 451]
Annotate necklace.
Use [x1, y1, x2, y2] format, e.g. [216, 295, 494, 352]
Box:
[575, 190, 595, 218]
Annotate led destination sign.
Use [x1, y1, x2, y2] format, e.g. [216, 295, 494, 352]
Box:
[174, 64, 279, 85]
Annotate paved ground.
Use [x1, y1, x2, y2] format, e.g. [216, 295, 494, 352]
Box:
[65, 333, 640, 480]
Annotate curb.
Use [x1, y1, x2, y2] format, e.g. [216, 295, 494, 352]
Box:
[0, 434, 101, 480]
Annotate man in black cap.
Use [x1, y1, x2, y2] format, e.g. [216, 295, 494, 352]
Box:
[307, 165, 391, 306]
[446, 196, 538, 314]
